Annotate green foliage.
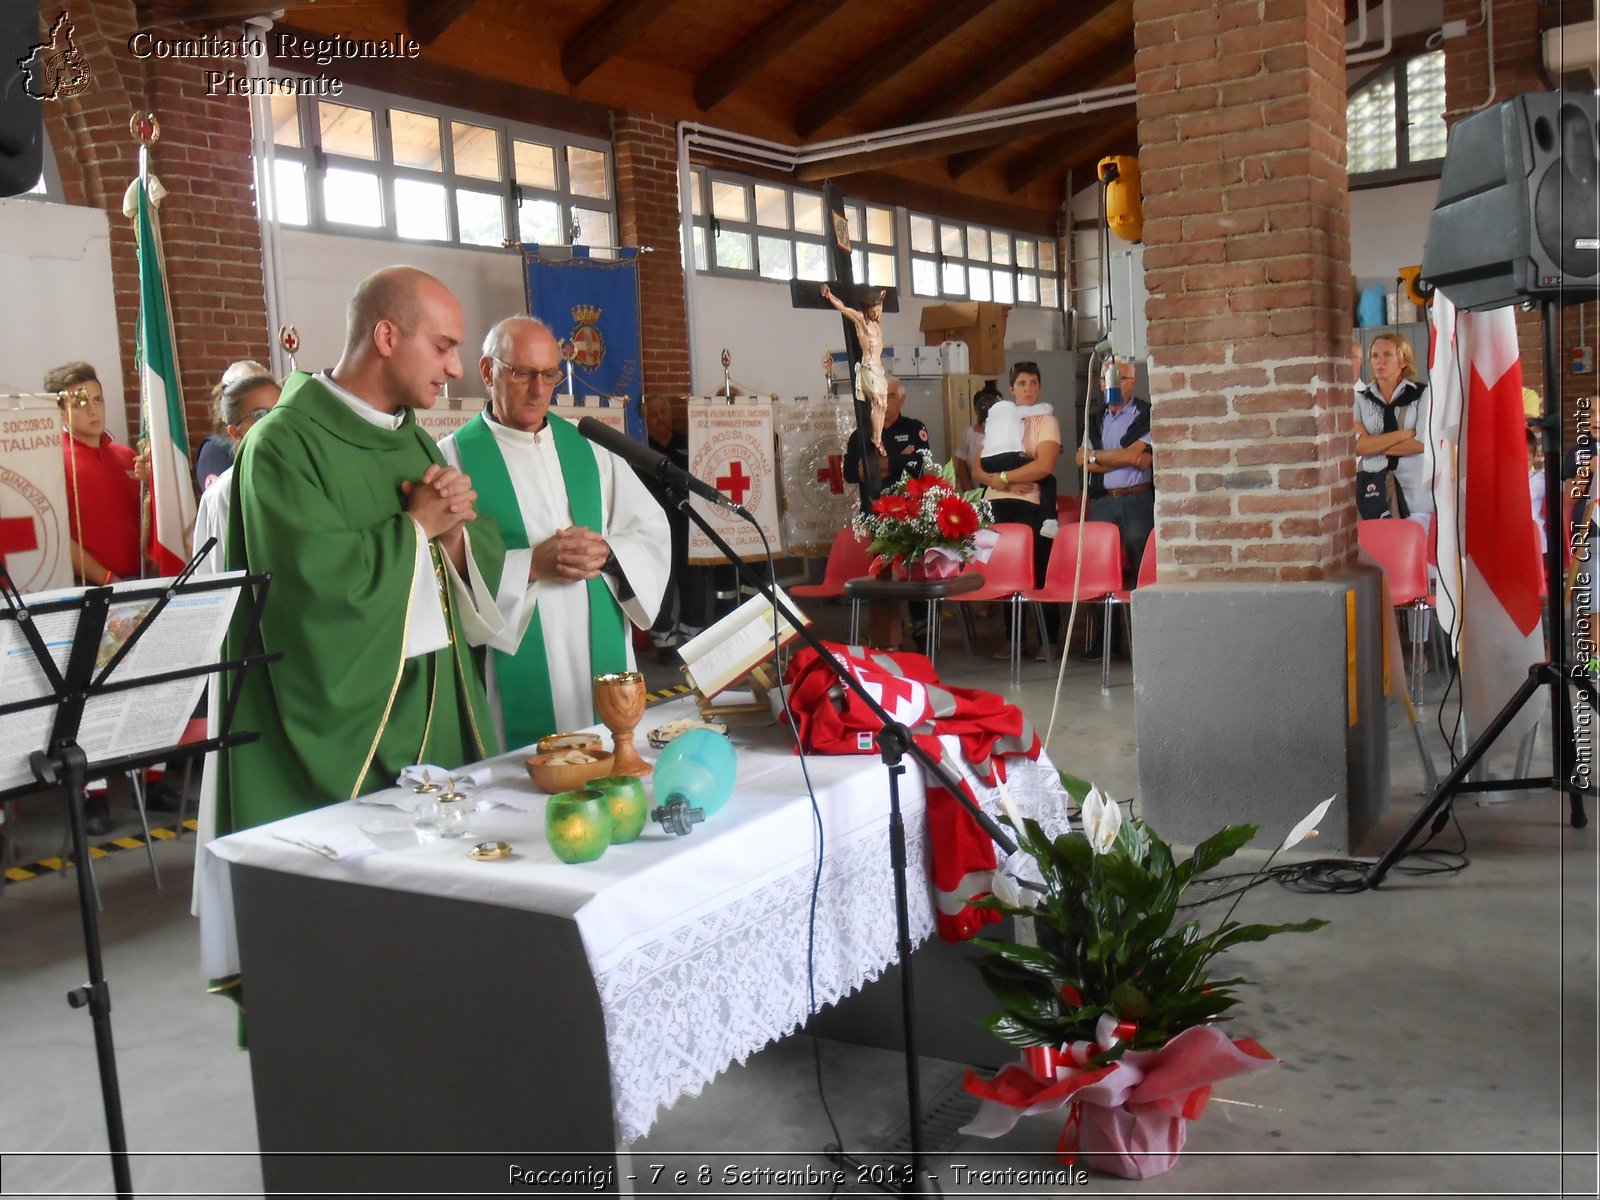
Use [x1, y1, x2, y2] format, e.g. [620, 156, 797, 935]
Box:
[974, 799, 1328, 1059]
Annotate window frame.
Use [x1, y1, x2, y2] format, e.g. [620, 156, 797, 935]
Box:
[260, 78, 617, 254]
[907, 211, 1060, 310]
[687, 167, 898, 291]
[1346, 49, 1448, 190]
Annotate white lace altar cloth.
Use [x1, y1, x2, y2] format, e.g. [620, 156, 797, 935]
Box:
[202, 698, 1069, 1145]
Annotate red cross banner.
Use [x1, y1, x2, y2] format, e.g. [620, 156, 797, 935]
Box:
[775, 396, 858, 556]
[0, 396, 72, 594]
[687, 398, 781, 563]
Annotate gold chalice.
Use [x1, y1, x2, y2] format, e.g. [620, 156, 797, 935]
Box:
[594, 671, 650, 777]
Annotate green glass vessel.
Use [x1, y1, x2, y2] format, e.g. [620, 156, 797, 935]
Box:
[586, 775, 648, 844]
[545, 789, 614, 864]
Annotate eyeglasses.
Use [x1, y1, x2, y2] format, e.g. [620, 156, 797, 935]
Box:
[238, 407, 274, 426]
[491, 355, 563, 387]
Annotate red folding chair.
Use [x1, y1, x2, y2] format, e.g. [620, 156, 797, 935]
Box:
[948, 523, 1044, 684]
[1024, 521, 1125, 691]
[791, 526, 873, 602]
[1357, 519, 1431, 710]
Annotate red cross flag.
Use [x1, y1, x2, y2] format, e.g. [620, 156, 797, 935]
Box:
[1427, 291, 1543, 743]
[775, 395, 858, 555]
[0, 396, 72, 593]
[687, 397, 782, 562]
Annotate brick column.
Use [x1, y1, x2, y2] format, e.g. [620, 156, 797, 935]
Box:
[1128, 0, 1386, 852]
[1135, 0, 1355, 581]
[39, 0, 270, 452]
[611, 112, 690, 425]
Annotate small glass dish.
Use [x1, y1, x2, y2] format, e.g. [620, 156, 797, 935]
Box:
[359, 816, 436, 851]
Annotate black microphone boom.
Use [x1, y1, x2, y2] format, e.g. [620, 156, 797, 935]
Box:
[575, 416, 749, 519]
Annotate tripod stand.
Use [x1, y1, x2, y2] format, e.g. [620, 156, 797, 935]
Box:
[1367, 297, 1594, 889]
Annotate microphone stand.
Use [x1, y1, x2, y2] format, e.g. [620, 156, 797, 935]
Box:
[666, 486, 1016, 1199]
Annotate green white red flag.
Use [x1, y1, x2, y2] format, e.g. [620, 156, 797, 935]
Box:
[132, 174, 195, 576]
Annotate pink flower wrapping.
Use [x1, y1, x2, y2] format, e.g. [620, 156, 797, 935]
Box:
[961, 1025, 1276, 1179]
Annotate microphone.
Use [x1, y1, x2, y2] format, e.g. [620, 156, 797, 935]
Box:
[575, 417, 751, 519]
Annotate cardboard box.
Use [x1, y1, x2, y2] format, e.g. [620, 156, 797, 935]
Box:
[919, 302, 1009, 374]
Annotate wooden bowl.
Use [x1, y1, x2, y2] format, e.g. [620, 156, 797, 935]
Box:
[525, 749, 615, 794]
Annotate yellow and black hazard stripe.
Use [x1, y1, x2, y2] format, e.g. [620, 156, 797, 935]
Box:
[646, 682, 694, 703]
[2, 819, 198, 885]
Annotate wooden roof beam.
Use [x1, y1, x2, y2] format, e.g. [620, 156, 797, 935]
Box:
[694, 0, 851, 112]
[561, 0, 683, 86]
[947, 39, 1135, 179]
[790, 0, 988, 138]
[406, 0, 480, 46]
[796, 108, 1118, 182]
[1003, 115, 1137, 193]
[885, 0, 1105, 130]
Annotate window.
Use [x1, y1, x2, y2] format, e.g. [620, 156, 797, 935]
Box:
[259, 81, 616, 252]
[1347, 50, 1447, 184]
[908, 212, 1059, 308]
[688, 169, 897, 290]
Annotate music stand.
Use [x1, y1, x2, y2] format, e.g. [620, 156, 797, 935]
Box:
[0, 546, 278, 1199]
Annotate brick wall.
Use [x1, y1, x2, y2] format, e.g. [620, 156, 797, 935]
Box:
[1133, 0, 1353, 581]
[612, 112, 690, 427]
[39, 0, 270, 452]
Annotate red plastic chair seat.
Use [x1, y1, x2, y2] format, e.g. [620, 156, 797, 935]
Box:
[1024, 521, 1123, 604]
[1356, 519, 1429, 607]
[949, 524, 1037, 603]
[791, 526, 874, 600]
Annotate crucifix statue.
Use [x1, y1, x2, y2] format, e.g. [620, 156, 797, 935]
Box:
[789, 182, 899, 503]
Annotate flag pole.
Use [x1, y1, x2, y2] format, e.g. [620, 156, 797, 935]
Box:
[132, 113, 156, 580]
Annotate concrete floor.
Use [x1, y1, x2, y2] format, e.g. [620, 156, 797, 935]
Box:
[1, 603, 1595, 1199]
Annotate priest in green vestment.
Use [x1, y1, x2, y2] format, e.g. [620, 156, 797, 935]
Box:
[440, 316, 670, 751]
[218, 267, 506, 836]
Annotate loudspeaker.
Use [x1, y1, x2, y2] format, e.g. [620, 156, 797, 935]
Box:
[1420, 91, 1599, 312]
[0, 4, 44, 198]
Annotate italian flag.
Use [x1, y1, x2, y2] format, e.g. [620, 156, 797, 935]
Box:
[1427, 291, 1543, 743]
[132, 175, 195, 576]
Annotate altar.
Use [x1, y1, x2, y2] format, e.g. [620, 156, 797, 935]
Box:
[201, 698, 1067, 1194]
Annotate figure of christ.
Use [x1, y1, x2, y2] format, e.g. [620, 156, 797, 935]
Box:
[820, 283, 888, 453]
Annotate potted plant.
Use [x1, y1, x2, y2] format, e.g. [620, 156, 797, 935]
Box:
[851, 451, 995, 581]
[961, 778, 1330, 1178]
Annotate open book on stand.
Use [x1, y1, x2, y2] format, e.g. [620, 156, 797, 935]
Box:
[676, 587, 809, 717]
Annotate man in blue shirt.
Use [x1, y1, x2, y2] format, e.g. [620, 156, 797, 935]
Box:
[1076, 358, 1153, 658]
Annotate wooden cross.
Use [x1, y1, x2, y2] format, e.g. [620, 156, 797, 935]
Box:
[789, 182, 899, 502]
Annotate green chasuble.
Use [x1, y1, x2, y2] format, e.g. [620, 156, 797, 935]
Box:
[452, 412, 628, 748]
[217, 372, 505, 835]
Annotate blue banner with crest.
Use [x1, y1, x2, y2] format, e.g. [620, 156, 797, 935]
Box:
[520, 245, 644, 440]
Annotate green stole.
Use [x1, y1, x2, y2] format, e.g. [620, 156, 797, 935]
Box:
[452, 412, 627, 747]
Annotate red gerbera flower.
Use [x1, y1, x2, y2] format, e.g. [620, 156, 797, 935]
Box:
[905, 474, 952, 503]
[872, 494, 918, 522]
[935, 494, 979, 539]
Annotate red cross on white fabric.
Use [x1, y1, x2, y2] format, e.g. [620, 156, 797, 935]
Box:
[816, 455, 845, 495]
[0, 515, 38, 572]
[861, 669, 926, 726]
[716, 460, 752, 505]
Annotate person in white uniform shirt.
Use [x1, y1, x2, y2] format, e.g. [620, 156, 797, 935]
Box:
[441, 316, 670, 749]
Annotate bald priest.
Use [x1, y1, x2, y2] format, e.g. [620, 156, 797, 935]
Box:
[441, 315, 670, 749]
